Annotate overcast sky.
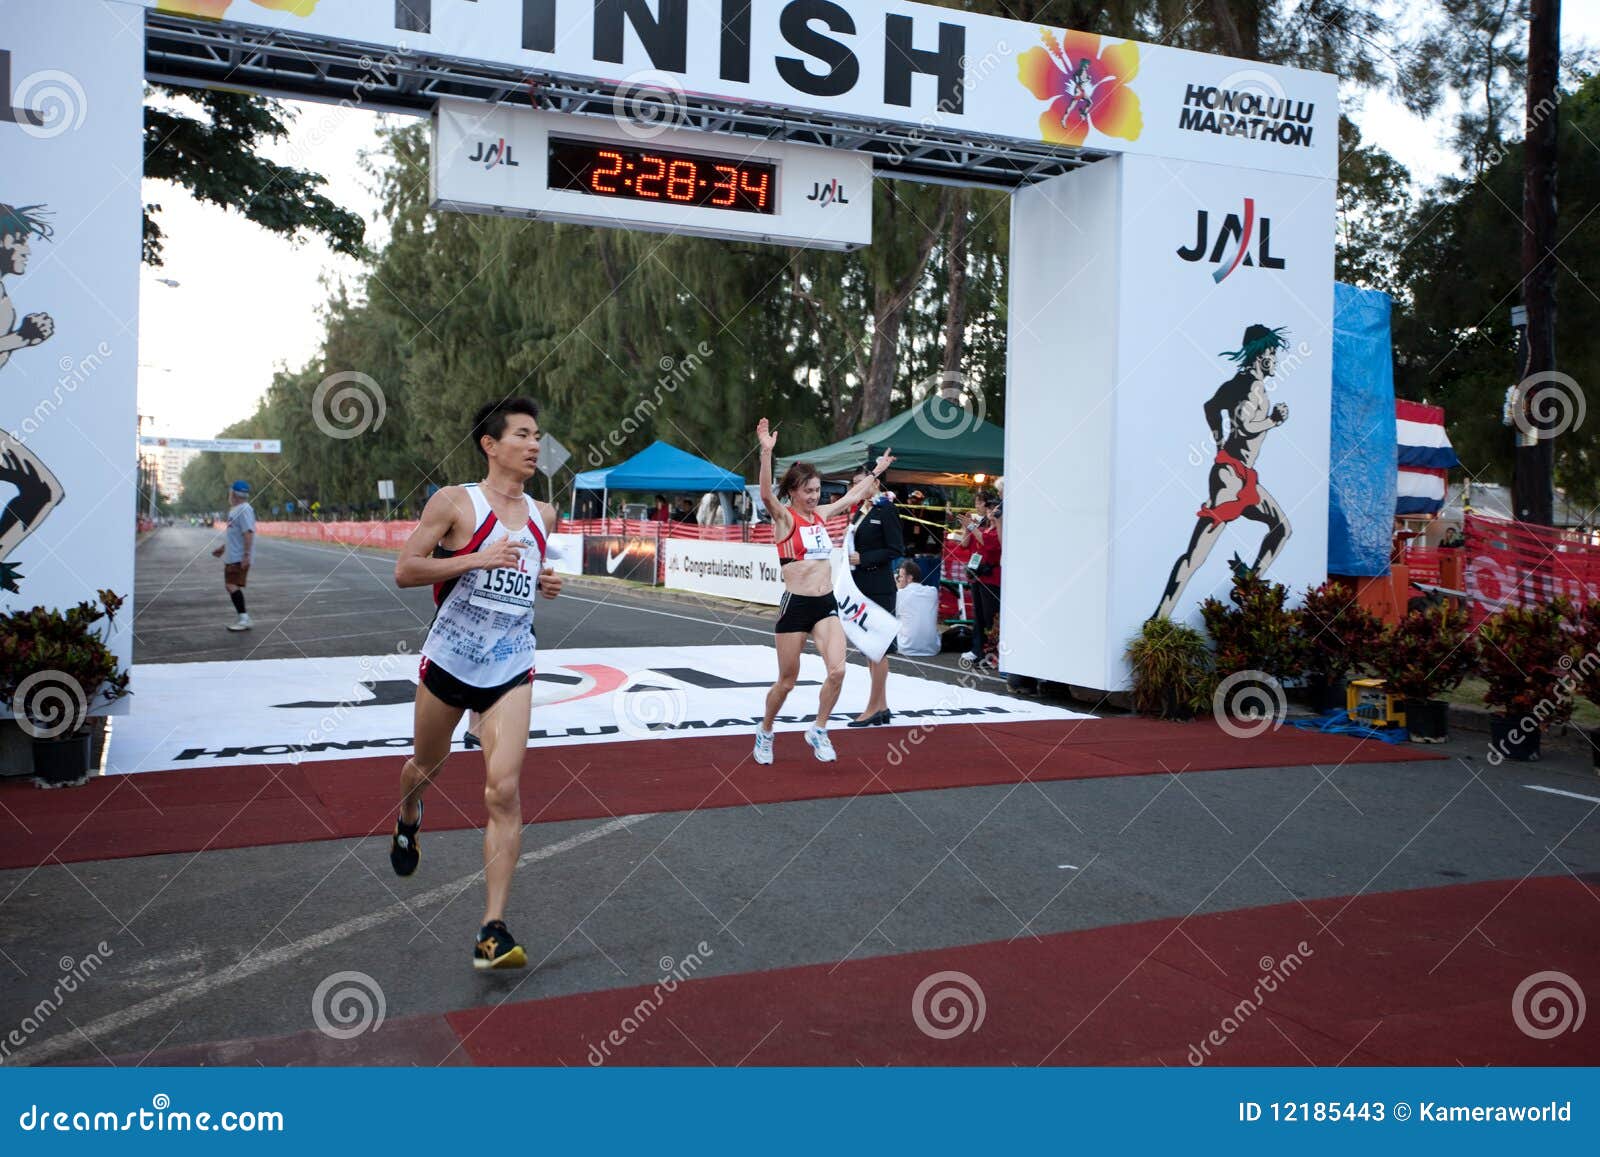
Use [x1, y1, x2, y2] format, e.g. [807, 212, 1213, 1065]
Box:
[136, 8, 1600, 441]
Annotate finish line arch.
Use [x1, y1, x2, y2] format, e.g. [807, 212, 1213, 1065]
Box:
[4, 0, 1336, 694]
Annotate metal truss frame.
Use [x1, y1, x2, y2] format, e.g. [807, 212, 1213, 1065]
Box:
[145, 11, 1101, 189]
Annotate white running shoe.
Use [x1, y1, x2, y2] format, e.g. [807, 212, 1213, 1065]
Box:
[959, 650, 980, 664]
[228, 613, 252, 632]
[805, 727, 837, 763]
[752, 729, 774, 765]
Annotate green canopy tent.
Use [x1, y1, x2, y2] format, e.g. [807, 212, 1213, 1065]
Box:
[775, 394, 1004, 486]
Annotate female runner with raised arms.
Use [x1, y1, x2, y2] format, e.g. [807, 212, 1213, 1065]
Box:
[752, 418, 893, 765]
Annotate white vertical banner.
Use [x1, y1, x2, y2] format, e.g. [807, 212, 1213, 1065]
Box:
[0, 0, 145, 706]
[1004, 154, 1334, 690]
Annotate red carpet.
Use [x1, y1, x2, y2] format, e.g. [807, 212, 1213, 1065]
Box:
[445, 876, 1598, 1066]
[0, 717, 1438, 869]
[102, 877, 1595, 1067]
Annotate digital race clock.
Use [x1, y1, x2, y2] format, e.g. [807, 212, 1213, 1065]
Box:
[547, 138, 777, 216]
[431, 102, 873, 251]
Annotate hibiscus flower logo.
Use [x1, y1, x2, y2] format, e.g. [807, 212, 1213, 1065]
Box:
[1017, 29, 1142, 148]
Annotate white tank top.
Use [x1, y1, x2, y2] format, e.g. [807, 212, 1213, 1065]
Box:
[420, 484, 546, 687]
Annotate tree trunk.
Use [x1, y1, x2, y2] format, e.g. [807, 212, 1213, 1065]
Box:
[942, 190, 971, 377]
[1514, 0, 1559, 527]
[856, 193, 950, 429]
[1208, 0, 1246, 58]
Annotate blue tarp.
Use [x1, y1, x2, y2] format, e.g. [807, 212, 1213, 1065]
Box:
[572, 440, 745, 493]
[1328, 283, 1398, 577]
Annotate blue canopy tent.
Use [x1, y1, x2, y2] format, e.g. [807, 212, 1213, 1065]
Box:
[572, 440, 745, 521]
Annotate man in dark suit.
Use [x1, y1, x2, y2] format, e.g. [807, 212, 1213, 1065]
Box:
[847, 464, 905, 727]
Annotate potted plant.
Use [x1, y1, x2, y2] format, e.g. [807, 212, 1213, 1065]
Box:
[1375, 604, 1477, 742]
[1296, 581, 1384, 713]
[1126, 617, 1213, 720]
[1559, 599, 1600, 767]
[1203, 569, 1299, 697]
[0, 590, 130, 785]
[1475, 598, 1573, 762]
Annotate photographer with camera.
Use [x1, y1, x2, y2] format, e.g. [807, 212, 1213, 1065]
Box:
[958, 488, 1003, 666]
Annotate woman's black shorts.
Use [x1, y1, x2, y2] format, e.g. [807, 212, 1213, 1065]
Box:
[776, 591, 838, 635]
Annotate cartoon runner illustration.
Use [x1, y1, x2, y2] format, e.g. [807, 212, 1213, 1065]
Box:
[0, 202, 63, 593]
[1041, 42, 1116, 129]
[0, 429, 63, 592]
[1153, 324, 1292, 620]
[0, 202, 54, 373]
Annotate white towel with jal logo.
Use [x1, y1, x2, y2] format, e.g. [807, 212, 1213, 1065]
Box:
[831, 528, 898, 662]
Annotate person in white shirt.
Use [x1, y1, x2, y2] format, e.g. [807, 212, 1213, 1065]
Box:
[895, 560, 940, 657]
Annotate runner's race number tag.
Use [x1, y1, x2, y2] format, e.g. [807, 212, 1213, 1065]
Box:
[470, 537, 537, 614]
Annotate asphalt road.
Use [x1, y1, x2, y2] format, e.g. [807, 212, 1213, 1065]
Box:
[0, 526, 1594, 1065]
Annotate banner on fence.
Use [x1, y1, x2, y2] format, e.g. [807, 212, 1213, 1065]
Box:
[1463, 512, 1600, 620]
[664, 539, 784, 606]
[583, 533, 659, 584]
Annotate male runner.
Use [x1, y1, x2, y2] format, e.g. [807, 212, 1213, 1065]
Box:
[1153, 324, 1292, 620]
[390, 396, 562, 970]
[211, 480, 255, 630]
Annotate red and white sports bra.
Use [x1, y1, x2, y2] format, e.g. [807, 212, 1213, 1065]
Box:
[776, 508, 833, 566]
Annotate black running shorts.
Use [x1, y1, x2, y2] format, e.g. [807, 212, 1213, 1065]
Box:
[775, 591, 838, 635]
[419, 657, 533, 714]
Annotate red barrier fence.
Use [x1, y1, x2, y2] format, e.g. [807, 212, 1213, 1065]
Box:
[1463, 511, 1600, 623]
[256, 520, 420, 550]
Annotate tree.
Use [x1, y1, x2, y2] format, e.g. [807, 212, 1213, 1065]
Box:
[1337, 116, 1414, 295]
[1394, 74, 1600, 508]
[143, 85, 365, 266]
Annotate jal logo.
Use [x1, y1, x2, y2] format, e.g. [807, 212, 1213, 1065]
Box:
[0, 50, 44, 127]
[1177, 197, 1285, 283]
[469, 138, 519, 169]
[837, 594, 871, 626]
[807, 179, 850, 207]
